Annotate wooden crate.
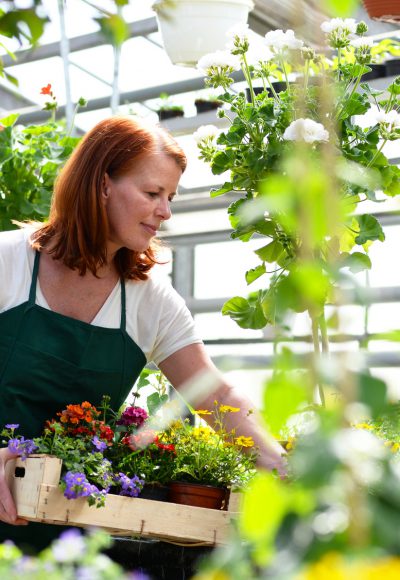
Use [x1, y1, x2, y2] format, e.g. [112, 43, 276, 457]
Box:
[6, 455, 240, 545]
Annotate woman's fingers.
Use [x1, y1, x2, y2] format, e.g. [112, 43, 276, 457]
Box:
[0, 448, 29, 526]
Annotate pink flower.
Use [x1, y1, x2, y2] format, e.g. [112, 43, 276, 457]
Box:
[117, 406, 148, 427]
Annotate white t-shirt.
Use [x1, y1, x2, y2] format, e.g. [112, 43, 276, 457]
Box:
[0, 228, 202, 365]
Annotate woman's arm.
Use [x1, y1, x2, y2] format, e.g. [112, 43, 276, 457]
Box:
[159, 343, 287, 477]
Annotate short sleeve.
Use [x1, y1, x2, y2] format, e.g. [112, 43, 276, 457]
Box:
[125, 276, 203, 366]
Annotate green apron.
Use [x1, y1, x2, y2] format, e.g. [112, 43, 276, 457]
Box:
[0, 250, 147, 551]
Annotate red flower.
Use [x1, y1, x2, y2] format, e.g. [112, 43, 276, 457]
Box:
[40, 83, 52, 95]
[99, 423, 114, 442]
[127, 430, 156, 451]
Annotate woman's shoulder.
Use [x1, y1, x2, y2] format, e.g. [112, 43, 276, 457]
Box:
[126, 270, 183, 303]
[0, 227, 32, 256]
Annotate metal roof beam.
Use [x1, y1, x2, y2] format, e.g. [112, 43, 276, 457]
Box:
[2, 17, 158, 67]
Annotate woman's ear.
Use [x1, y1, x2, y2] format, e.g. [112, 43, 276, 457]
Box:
[102, 173, 111, 203]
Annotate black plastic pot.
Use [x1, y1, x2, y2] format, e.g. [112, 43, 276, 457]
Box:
[362, 63, 387, 81]
[385, 59, 400, 76]
[194, 99, 222, 114]
[157, 109, 184, 121]
[105, 537, 213, 579]
[139, 483, 169, 502]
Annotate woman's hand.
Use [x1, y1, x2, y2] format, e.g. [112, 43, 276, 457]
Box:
[0, 448, 28, 525]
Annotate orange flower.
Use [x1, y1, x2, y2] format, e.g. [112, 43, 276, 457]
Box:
[40, 83, 52, 95]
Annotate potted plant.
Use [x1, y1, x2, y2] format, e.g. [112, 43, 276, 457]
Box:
[362, 0, 400, 23]
[194, 92, 223, 114]
[155, 92, 184, 121]
[152, 0, 254, 66]
[160, 402, 258, 510]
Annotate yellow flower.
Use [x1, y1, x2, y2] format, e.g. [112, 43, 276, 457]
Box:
[354, 423, 373, 430]
[219, 405, 240, 413]
[235, 436, 254, 447]
[391, 442, 400, 453]
[195, 409, 212, 415]
[192, 426, 213, 440]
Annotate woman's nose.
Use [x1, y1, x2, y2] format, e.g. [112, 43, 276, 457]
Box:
[156, 198, 172, 221]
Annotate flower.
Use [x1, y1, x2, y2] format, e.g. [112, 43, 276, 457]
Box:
[320, 17, 357, 35]
[195, 409, 213, 415]
[264, 29, 303, 51]
[92, 435, 107, 452]
[235, 436, 254, 447]
[5, 423, 19, 429]
[116, 405, 148, 428]
[193, 125, 219, 144]
[126, 429, 156, 450]
[219, 404, 240, 413]
[197, 50, 241, 73]
[283, 118, 329, 144]
[350, 36, 374, 49]
[63, 471, 100, 500]
[40, 83, 52, 95]
[8, 436, 38, 460]
[51, 529, 85, 562]
[113, 472, 144, 497]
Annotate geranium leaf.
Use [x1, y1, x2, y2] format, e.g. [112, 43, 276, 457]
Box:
[341, 251, 372, 273]
[354, 215, 385, 244]
[222, 294, 268, 329]
[255, 240, 285, 263]
[246, 263, 266, 285]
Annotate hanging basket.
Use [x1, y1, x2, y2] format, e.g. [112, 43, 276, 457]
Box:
[362, 0, 400, 23]
[153, 0, 254, 67]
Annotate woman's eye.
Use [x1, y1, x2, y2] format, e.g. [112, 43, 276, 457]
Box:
[147, 192, 158, 198]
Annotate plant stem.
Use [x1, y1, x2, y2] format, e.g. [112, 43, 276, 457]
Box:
[311, 314, 325, 406]
[318, 311, 330, 355]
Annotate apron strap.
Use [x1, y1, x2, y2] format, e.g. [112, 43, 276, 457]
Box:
[29, 251, 41, 304]
[120, 278, 127, 332]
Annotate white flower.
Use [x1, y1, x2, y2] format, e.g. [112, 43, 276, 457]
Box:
[193, 124, 219, 144]
[353, 104, 379, 129]
[264, 29, 303, 51]
[331, 428, 386, 484]
[350, 36, 374, 49]
[283, 118, 329, 143]
[246, 42, 274, 66]
[375, 109, 400, 128]
[197, 50, 240, 73]
[321, 18, 357, 35]
[226, 22, 249, 42]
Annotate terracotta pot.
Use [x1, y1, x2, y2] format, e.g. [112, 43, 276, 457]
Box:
[168, 481, 230, 510]
[362, 0, 400, 22]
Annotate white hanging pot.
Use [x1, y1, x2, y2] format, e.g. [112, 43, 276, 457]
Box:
[153, 0, 254, 67]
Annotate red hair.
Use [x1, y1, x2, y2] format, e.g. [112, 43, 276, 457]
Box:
[31, 116, 186, 279]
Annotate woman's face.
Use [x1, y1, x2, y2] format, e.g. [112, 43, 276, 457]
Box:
[103, 153, 182, 256]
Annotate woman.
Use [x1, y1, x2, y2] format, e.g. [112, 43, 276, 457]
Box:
[0, 116, 286, 549]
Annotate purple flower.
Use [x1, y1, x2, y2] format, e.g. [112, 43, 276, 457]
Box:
[63, 471, 99, 500]
[8, 437, 38, 460]
[92, 435, 107, 452]
[116, 406, 148, 428]
[52, 529, 85, 562]
[114, 472, 144, 497]
[5, 423, 19, 430]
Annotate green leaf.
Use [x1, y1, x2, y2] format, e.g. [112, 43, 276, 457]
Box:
[95, 14, 129, 46]
[246, 263, 266, 285]
[147, 392, 168, 416]
[354, 215, 385, 245]
[373, 330, 400, 342]
[210, 181, 233, 197]
[222, 293, 268, 329]
[357, 372, 388, 419]
[0, 113, 19, 127]
[263, 371, 310, 435]
[321, 0, 359, 16]
[341, 252, 372, 273]
[255, 240, 285, 263]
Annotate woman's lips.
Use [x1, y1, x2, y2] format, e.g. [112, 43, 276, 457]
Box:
[141, 223, 157, 235]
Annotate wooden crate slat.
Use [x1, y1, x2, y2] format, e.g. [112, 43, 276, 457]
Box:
[8, 455, 237, 545]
